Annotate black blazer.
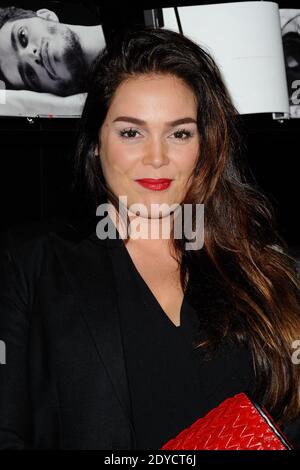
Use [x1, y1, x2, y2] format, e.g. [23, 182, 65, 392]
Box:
[0, 218, 300, 450]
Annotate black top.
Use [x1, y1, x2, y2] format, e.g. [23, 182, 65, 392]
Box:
[1, 217, 300, 450]
[108, 239, 260, 450]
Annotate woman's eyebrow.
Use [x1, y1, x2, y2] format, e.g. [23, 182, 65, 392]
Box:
[112, 116, 197, 126]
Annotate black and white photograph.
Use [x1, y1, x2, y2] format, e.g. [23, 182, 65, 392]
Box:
[0, 1, 105, 116]
[162, 2, 291, 117]
[280, 9, 300, 118]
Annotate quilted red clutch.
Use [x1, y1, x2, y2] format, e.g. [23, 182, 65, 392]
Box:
[160, 392, 293, 450]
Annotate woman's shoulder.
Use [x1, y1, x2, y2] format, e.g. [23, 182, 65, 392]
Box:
[0, 216, 104, 280]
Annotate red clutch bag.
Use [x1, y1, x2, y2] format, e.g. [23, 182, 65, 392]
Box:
[160, 392, 293, 450]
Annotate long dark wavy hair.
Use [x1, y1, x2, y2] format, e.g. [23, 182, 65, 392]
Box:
[73, 27, 300, 425]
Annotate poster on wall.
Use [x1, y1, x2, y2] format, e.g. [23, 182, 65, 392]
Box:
[162, 1, 293, 118]
[1, 2, 299, 119]
[280, 9, 300, 118]
[0, 1, 105, 117]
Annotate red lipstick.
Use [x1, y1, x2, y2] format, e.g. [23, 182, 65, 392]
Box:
[135, 178, 173, 191]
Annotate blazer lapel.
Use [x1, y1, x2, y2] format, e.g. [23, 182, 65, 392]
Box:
[50, 220, 135, 445]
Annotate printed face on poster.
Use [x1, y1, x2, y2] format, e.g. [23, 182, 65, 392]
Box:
[0, 1, 105, 117]
[280, 9, 300, 118]
[1, 3, 300, 119]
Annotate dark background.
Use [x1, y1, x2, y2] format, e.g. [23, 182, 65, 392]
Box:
[0, 0, 299, 253]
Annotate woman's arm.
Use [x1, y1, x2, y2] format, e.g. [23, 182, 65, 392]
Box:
[0, 243, 32, 449]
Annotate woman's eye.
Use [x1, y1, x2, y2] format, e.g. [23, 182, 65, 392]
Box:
[18, 27, 28, 48]
[118, 127, 194, 140]
[119, 128, 141, 139]
[172, 129, 194, 140]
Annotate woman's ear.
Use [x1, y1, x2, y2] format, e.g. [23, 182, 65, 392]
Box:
[36, 8, 59, 22]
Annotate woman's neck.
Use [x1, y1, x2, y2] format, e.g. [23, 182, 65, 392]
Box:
[107, 202, 177, 257]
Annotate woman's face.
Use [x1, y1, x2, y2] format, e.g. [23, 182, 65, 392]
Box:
[95, 73, 200, 218]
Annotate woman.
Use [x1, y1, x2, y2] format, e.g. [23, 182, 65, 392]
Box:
[1, 27, 300, 450]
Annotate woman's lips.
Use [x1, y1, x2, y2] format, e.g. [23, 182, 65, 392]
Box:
[135, 178, 173, 191]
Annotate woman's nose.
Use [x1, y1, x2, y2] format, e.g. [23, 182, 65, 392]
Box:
[142, 139, 169, 167]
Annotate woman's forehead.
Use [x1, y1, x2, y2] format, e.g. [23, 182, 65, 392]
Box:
[106, 75, 197, 116]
